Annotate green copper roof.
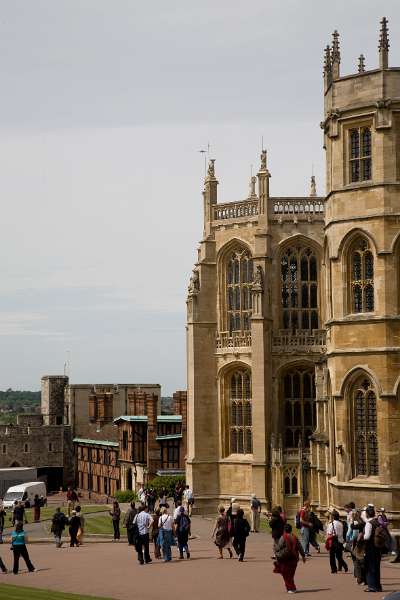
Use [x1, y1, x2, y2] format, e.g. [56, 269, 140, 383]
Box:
[156, 434, 183, 441]
[73, 438, 118, 448]
[157, 415, 182, 422]
[113, 415, 148, 423]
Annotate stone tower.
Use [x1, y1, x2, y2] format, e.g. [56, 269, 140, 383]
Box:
[321, 17, 400, 512]
[41, 375, 69, 426]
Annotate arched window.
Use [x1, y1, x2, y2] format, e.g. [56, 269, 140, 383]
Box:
[229, 370, 252, 454]
[350, 238, 374, 313]
[227, 250, 253, 332]
[353, 378, 378, 476]
[281, 246, 318, 331]
[283, 466, 299, 495]
[349, 126, 372, 182]
[283, 367, 316, 449]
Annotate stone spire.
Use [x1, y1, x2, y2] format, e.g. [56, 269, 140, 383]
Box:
[323, 45, 332, 90]
[379, 17, 389, 69]
[203, 159, 218, 237]
[331, 30, 340, 79]
[249, 175, 257, 198]
[358, 54, 366, 73]
[257, 148, 271, 220]
[310, 175, 317, 197]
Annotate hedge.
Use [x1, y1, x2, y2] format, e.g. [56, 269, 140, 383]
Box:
[148, 475, 185, 497]
[114, 489, 138, 503]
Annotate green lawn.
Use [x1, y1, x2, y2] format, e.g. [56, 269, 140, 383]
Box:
[5, 505, 109, 527]
[83, 513, 126, 536]
[0, 584, 116, 600]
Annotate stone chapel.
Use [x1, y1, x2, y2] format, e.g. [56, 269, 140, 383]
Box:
[186, 18, 400, 520]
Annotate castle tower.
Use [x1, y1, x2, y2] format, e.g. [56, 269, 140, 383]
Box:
[322, 17, 400, 514]
[41, 375, 69, 425]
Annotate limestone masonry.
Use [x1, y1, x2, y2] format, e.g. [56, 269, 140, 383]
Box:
[186, 17, 400, 520]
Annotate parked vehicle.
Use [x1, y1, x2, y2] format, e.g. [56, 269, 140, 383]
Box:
[3, 481, 46, 508]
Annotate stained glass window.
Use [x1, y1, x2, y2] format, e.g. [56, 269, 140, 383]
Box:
[230, 370, 252, 454]
[283, 368, 316, 449]
[350, 238, 374, 313]
[354, 379, 379, 476]
[349, 127, 372, 183]
[226, 251, 253, 333]
[281, 247, 319, 331]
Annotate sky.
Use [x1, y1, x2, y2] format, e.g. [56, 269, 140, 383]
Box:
[0, 0, 399, 394]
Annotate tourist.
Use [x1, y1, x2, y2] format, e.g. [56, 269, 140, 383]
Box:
[326, 510, 348, 574]
[308, 510, 322, 553]
[69, 510, 81, 547]
[133, 504, 152, 565]
[159, 488, 167, 508]
[175, 505, 191, 559]
[66, 487, 78, 517]
[12, 501, 27, 526]
[250, 493, 261, 533]
[227, 498, 239, 533]
[0, 501, 6, 544]
[51, 507, 68, 548]
[266, 506, 285, 557]
[75, 505, 85, 545]
[123, 501, 137, 546]
[173, 500, 186, 520]
[274, 523, 306, 593]
[350, 509, 366, 585]
[109, 500, 121, 541]
[299, 500, 318, 556]
[183, 485, 194, 516]
[151, 508, 162, 559]
[11, 522, 35, 574]
[212, 505, 233, 559]
[232, 508, 250, 562]
[147, 489, 156, 513]
[363, 505, 382, 592]
[158, 507, 175, 562]
[33, 494, 41, 523]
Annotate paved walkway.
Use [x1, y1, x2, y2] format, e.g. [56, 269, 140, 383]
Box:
[3, 517, 400, 600]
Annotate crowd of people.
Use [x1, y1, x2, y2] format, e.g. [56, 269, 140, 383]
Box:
[0, 487, 396, 595]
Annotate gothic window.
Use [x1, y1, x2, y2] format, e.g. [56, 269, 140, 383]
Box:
[353, 378, 379, 476]
[229, 370, 252, 454]
[227, 250, 253, 333]
[350, 238, 374, 313]
[281, 246, 318, 331]
[283, 467, 299, 495]
[283, 367, 316, 449]
[350, 127, 372, 183]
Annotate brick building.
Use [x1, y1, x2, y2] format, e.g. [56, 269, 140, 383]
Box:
[74, 390, 187, 496]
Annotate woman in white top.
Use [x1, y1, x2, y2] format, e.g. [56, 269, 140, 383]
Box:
[326, 510, 348, 574]
[158, 508, 174, 562]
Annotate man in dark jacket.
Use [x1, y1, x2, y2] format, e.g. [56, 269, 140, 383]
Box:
[232, 509, 251, 562]
[123, 501, 137, 546]
[51, 507, 68, 548]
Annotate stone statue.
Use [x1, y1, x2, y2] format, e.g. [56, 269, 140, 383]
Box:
[188, 270, 200, 294]
[260, 149, 267, 171]
[249, 175, 257, 197]
[207, 159, 215, 178]
[253, 265, 263, 287]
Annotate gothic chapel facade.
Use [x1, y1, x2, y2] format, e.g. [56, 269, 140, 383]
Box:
[186, 18, 400, 519]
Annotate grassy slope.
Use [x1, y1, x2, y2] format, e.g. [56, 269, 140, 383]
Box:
[0, 584, 115, 600]
[4, 505, 109, 528]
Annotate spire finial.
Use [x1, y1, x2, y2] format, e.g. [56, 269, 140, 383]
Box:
[358, 54, 366, 73]
[324, 45, 332, 74]
[206, 158, 216, 180]
[249, 175, 257, 198]
[331, 30, 340, 79]
[260, 149, 267, 171]
[379, 17, 389, 69]
[310, 175, 317, 197]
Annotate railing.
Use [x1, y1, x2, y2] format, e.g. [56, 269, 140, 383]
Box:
[213, 199, 259, 221]
[216, 331, 252, 350]
[272, 329, 326, 353]
[269, 197, 325, 218]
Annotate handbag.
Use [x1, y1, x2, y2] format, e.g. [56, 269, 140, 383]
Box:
[325, 523, 336, 551]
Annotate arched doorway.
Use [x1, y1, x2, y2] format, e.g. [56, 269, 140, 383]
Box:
[126, 467, 132, 491]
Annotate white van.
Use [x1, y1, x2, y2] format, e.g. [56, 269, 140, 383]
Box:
[3, 481, 47, 509]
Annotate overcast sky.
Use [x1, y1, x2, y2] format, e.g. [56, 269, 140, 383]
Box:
[0, 1, 399, 394]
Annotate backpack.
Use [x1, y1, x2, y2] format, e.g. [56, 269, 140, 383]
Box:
[178, 515, 190, 532]
[295, 512, 301, 529]
[373, 522, 391, 552]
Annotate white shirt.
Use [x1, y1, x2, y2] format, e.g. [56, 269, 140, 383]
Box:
[134, 511, 152, 535]
[173, 506, 186, 520]
[183, 488, 193, 501]
[327, 520, 344, 543]
[364, 518, 374, 541]
[158, 514, 173, 530]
